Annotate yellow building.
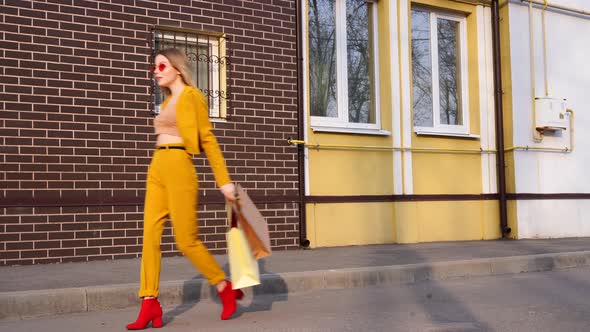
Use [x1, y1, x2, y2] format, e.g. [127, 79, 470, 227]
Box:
[296, 0, 587, 247]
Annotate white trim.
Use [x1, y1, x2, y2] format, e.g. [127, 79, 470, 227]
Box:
[438, 12, 470, 131]
[430, 12, 442, 128]
[477, 5, 491, 193]
[335, 0, 348, 123]
[484, 7, 497, 193]
[311, 126, 390, 136]
[371, 4, 381, 130]
[415, 128, 480, 139]
[459, 14, 470, 130]
[390, 0, 403, 195]
[310, 116, 381, 130]
[301, 0, 310, 196]
[420, 123, 470, 135]
[400, 0, 414, 194]
[310, 118, 381, 130]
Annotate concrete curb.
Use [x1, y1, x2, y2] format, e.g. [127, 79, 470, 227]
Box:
[2, 250, 589, 320]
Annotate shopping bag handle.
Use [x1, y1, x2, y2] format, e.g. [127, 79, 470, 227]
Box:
[227, 199, 243, 229]
[226, 184, 244, 229]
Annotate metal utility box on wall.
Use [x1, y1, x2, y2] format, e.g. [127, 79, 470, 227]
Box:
[535, 97, 568, 130]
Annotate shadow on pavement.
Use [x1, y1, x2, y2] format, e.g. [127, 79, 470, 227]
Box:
[370, 244, 496, 332]
[164, 258, 289, 323]
[233, 259, 289, 317]
[162, 277, 204, 326]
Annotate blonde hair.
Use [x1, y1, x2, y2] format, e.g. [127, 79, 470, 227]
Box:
[156, 48, 195, 95]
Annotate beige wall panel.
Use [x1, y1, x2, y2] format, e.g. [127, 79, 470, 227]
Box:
[306, 202, 395, 247]
[308, 149, 394, 196]
[412, 154, 482, 194]
[482, 200, 501, 239]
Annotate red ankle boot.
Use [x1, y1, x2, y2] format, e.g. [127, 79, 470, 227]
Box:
[126, 297, 163, 330]
[218, 280, 242, 320]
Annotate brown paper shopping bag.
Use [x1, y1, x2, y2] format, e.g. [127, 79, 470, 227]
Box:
[233, 184, 272, 260]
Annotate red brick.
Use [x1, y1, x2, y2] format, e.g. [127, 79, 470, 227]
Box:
[62, 240, 87, 248]
[0, 251, 20, 260]
[21, 250, 48, 259]
[35, 241, 62, 249]
[89, 239, 113, 247]
[75, 248, 100, 255]
[49, 232, 75, 240]
[49, 249, 75, 257]
[7, 242, 34, 250]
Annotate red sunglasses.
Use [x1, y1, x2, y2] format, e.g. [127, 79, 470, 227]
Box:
[150, 63, 168, 73]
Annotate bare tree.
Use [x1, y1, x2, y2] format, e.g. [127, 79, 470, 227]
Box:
[437, 19, 461, 125]
[309, 0, 374, 123]
[346, 0, 372, 123]
[309, 0, 337, 117]
[411, 9, 434, 127]
[411, 11, 461, 126]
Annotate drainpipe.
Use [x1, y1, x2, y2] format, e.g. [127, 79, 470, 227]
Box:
[295, 0, 310, 247]
[491, 0, 510, 236]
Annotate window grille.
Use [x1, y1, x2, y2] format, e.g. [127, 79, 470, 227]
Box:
[149, 27, 231, 118]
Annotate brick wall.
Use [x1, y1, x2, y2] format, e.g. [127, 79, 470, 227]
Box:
[0, 0, 300, 266]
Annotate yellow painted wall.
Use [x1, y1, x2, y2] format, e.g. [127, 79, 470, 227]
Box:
[395, 200, 500, 243]
[308, 149, 393, 196]
[306, 203, 395, 247]
[412, 154, 482, 194]
[507, 199, 519, 239]
[306, 199, 500, 248]
[499, 3, 518, 239]
[481, 200, 502, 240]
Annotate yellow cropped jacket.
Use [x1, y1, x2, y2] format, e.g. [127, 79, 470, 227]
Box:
[160, 86, 231, 187]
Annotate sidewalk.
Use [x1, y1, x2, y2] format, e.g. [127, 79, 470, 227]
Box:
[1, 238, 590, 320]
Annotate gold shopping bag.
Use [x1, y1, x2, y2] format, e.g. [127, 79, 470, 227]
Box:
[226, 203, 261, 289]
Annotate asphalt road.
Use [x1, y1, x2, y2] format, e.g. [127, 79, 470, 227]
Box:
[2, 267, 590, 332]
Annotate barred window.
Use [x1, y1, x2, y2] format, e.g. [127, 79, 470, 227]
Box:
[151, 27, 229, 118]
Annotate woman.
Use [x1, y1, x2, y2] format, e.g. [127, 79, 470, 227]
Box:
[126, 48, 242, 330]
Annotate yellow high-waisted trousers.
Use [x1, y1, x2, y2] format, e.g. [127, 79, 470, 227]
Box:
[139, 144, 226, 298]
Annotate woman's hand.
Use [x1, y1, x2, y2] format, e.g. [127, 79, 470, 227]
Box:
[220, 183, 236, 201]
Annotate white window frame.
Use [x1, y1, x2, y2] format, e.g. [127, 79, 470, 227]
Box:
[153, 30, 226, 119]
[309, 1, 383, 134]
[412, 9, 470, 136]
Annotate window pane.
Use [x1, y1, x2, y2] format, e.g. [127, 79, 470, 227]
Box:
[411, 10, 433, 127]
[309, 0, 337, 117]
[346, 0, 374, 124]
[437, 18, 462, 125]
